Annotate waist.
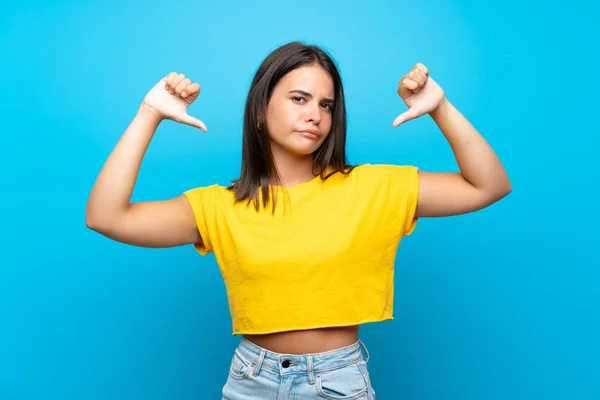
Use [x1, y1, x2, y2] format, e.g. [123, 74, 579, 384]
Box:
[243, 325, 359, 354]
[236, 335, 370, 375]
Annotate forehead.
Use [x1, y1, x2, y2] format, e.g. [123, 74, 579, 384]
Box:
[276, 65, 334, 96]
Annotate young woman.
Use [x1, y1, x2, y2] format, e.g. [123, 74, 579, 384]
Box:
[86, 42, 511, 399]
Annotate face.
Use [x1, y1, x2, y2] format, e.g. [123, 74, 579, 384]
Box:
[264, 65, 335, 157]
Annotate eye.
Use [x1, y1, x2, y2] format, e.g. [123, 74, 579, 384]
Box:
[292, 96, 305, 103]
[321, 103, 333, 111]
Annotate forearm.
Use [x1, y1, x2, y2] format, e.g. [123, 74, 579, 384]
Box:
[86, 104, 162, 225]
[429, 100, 511, 196]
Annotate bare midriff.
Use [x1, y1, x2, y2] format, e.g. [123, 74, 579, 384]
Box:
[243, 325, 360, 354]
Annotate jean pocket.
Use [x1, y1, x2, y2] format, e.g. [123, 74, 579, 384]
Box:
[316, 360, 369, 399]
[228, 351, 253, 380]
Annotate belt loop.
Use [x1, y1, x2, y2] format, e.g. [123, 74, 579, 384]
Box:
[252, 349, 266, 376]
[307, 355, 315, 385]
[358, 339, 370, 362]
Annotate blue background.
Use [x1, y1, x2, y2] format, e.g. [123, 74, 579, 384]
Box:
[1, 0, 598, 399]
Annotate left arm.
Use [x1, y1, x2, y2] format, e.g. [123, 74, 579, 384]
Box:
[393, 64, 512, 217]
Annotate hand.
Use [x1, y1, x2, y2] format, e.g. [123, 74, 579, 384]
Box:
[392, 63, 447, 128]
[141, 72, 207, 132]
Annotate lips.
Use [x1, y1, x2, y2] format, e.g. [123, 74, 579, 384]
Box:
[297, 130, 319, 139]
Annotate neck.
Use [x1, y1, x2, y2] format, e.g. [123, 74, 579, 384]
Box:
[269, 145, 319, 187]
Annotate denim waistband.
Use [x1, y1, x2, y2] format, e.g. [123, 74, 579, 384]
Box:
[235, 336, 370, 382]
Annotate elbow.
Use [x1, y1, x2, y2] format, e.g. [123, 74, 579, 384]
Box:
[85, 212, 102, 232]
[85, 216, 98, 231]
[501, 175, 513, 197]
[85, 202, 101, 231]
[491, 179, 512, 203]
[85, 200, 127, 233]
[477, 178, 511, 209]
[85, 213, 118, 237]
[85, 205, 95, 230]
[85, 208, 115, 234]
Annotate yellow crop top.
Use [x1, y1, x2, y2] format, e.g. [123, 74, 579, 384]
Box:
[183, 163, 420, 335]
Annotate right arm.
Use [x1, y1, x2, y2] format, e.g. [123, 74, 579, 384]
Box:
[85, 73, 207, 248]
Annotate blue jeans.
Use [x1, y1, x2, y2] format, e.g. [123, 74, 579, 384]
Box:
[221, 336, 376, 399]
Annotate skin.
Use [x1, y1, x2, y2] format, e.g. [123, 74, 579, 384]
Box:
[86, 63, 511, 354]
[263, 65, 335, 187]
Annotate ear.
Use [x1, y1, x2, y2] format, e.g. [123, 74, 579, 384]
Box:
[256, 112, 264, 130]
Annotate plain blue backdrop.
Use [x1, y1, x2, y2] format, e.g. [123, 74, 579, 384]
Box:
[1, 0, 598, 399]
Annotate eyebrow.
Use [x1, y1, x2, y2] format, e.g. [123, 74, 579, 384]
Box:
[288, 90, 335, 104]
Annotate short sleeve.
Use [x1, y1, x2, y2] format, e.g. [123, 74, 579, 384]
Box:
[379, 164, 420, 236]
[183, 185, 217, 255]
[397, 166, 420, 236]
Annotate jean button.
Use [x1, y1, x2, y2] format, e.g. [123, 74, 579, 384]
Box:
[282, 359, 291, 368]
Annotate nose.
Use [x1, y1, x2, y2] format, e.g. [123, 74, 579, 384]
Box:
[304, 102, 322, 125]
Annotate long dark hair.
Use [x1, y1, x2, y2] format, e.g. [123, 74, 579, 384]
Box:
[228, 41, 355, 211]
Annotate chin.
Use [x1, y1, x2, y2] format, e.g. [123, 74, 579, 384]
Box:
[288, 140, 323, 156]
[285, 146, 319, 157]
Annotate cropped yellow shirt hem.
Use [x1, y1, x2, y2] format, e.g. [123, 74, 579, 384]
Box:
[183, 163, 419, 336]
[230, 316, 394, 336]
